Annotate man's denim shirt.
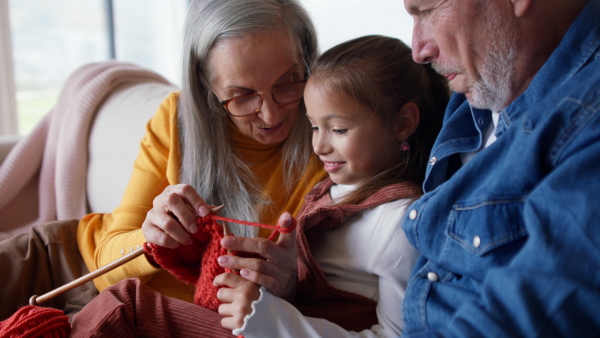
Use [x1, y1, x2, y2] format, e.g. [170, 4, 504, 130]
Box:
[402, 1, 600, 336]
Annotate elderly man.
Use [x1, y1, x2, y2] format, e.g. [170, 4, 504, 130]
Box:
[401, 0, 600, 336]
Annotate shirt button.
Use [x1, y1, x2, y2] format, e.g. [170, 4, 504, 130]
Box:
[427, 272, 439, 282]
[473, 235, 481, 248]
[429, 157, 438, 166]
[478, 118, 484, 126]
[409, 209, 418, 220]
[120, 248, 124, 256]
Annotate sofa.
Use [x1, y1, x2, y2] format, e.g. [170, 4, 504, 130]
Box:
[0, 61, 178, 241]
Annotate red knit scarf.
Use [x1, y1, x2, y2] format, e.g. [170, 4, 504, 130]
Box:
[143, 214, 296, 311]
[293, 177, 421, 332]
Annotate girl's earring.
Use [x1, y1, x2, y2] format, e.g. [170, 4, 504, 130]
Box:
[400, 142, 410, 151]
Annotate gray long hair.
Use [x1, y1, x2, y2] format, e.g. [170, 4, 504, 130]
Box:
[178, 0, 317, 237]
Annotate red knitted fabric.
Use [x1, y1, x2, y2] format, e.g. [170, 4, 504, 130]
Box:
[0, 305, 70, 338]
[144, 214, 296, 311]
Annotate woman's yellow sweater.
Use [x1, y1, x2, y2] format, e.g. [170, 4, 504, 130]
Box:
[77, 91, 326, 302]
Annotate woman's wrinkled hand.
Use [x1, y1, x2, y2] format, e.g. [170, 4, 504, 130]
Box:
[217, 212, 298, 300]
[214, 272, 261, 330]
[142, 184, 211, 248]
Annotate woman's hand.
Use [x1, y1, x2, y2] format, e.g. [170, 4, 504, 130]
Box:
[142, 184, 211, 248]
[214, 272, 261, 330]
[217, 212, 298, 300]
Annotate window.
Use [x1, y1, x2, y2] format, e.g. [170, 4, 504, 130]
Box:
[0, 0, 412, 136]
[302, 0, 413, 52]
[8, 0, 110, 135]
[2, 0, 186, 136]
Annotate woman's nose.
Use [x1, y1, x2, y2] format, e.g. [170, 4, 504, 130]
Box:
[256, 95, 281, 125]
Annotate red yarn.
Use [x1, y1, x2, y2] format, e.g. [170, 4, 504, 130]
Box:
[0, 305, 70, 338]
[144, 214, 296, 311]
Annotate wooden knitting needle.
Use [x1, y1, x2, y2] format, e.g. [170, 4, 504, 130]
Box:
[29, 205, 225, 306]
[217, 214, 240, 274]
[222, 220, 232, 255]
[29, 246, 145, 306]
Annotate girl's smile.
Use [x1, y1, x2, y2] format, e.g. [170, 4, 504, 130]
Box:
[323, 161, 346, 173]
[305, 82, 403, 186]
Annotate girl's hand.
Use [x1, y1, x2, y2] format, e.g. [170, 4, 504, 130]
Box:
[214, 272, 261, 330]
[142, 184, 211, 248]
[217, 212, 298, 300]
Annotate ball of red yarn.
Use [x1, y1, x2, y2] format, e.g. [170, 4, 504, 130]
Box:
[0, 305, 71, 338]
[144, 215, 227, 311]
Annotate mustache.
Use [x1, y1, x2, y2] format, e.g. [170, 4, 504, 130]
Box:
[431, 62, 465, 76]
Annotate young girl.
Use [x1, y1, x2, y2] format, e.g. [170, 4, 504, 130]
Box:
[68, 35, 449, 337]
[215, 35, 450, 337]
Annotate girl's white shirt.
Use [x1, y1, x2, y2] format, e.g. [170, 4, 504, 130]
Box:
[233, 183, 419, 338]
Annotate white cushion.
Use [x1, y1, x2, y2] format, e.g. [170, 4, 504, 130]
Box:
[86, 81, 176, 214]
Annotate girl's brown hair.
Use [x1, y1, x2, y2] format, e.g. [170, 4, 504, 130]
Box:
[309, 35, 450, 205]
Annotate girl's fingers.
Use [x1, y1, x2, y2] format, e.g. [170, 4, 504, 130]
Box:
[214, 272, 245, 287]
[214, 273, 260, 304]
[218, 304, 245, 330]
[215, 273, 261, 330]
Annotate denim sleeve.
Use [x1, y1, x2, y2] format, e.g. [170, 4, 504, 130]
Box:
[411, 99, 600, 337]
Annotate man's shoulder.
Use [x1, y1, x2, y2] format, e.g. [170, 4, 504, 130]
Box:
[568, 60, 600, 101]
[547, 61, 600, 115]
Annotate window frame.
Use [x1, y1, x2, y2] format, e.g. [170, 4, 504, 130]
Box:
[0, 0, 18, 136]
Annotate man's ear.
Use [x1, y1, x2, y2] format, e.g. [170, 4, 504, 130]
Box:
[395, 102, 420, 142]
[511, 0, 533, 17]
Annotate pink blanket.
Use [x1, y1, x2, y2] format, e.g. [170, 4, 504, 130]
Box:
[0, 61, 172, 241]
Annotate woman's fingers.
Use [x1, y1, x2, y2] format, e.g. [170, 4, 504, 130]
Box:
[217, 255, 287, 291]
[173, 183, 211, 218]
[162, 184, 208, 233]
[142, 210, 185, 248]
[218, 213, 298, 298]
[220, 213, 296, 261]
[141, 184, 208, 248]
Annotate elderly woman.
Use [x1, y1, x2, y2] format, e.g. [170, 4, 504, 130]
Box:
[1, 0, 326, 319]
[79, 0, 326, 302]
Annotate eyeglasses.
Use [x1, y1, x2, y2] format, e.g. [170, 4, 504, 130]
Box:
[212, 80, 307, 117]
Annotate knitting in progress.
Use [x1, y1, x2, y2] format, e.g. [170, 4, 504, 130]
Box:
[0, 213, 292, 336]
[144, 213, 296, 311]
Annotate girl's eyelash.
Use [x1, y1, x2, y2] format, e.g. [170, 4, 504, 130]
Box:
[311, 126, 318, 132]
[333, 129, 347, 134]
